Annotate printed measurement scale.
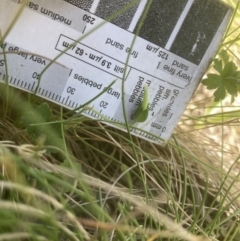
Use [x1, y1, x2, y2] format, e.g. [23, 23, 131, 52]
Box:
[0, 0, 232, 144]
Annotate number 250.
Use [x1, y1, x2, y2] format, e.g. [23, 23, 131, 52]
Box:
[83, 14, 95, 25]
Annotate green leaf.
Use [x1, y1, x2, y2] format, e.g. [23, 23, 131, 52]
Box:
[218, 50, 229, 65]
[232, 70, 240, 78]
[225, 77, 237, 84]
[213, 59, 222, 73]
[21, 103, 52, 126]
[21, 111, 40, 137]
[45, 137, 65, 153]
[134, 106, 149, 123]
[20, 102, 64, 153]
[133, 85, 149, 124]
[202, 74, 221, 89]
[21, 111, 37, 126]
[202, 51, 240, 103]
[21, 103, 52, 137]
[213, 85, 226, 102]
[222, 61, 238, 79]
[224, 81, 238, 95]
[36, 102, 52, 121]
[223, 77, 237, 96]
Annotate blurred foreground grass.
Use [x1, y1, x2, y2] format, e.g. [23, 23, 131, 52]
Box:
[0, 1, 240, 241]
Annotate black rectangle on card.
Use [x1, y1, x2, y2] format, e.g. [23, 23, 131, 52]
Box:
[63, 0, 93, 12]
[95, 0, 140, 30]
[170, 0, 229, 65]
[134, 0, 188, 48]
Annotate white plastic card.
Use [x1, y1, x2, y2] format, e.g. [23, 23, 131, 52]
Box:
[0, 0, 232, 144]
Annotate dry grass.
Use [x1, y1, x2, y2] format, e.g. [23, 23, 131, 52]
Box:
[0, 0, 240, 240]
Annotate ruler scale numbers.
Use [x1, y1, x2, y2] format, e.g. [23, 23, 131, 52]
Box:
[0, 0, 232, 144]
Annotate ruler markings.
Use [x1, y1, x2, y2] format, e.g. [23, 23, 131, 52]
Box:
[65, 96, 69, 105]
[31, 82, 36, 92]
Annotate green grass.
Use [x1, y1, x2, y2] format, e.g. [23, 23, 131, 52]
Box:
[1, 0, 240, 241]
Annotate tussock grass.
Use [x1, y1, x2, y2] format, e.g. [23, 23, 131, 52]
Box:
[1, 0, 240, 241]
